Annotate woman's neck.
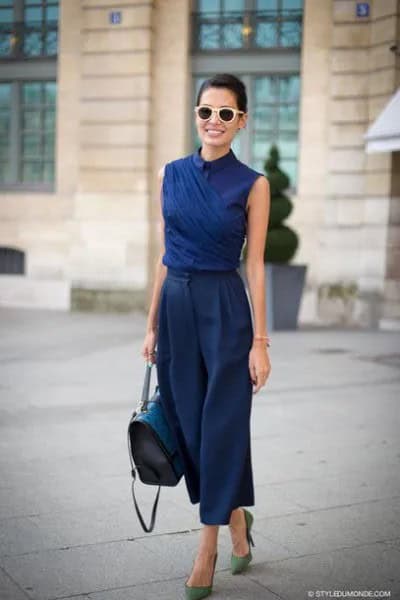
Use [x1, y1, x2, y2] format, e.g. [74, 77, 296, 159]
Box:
[200, 143, 231, 162]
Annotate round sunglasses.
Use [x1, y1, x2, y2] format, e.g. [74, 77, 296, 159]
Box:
[194, 105, 245, 123]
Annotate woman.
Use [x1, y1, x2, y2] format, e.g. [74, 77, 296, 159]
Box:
[142, 73, 271, 599]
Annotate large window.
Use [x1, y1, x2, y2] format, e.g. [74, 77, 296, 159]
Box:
[21, 81, 56, 183]
[0, 1, 13, 24]
[252, 74, 299, 185]
[0, 81, 56, 186]
[0, 83, 11, 184]
[192, 0, 302, 51]
[0, 0, 58, 59]
[0, 1, 58, 189]
[191, 1, 301, 189]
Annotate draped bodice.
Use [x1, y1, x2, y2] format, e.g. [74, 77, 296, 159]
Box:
[161, 146, 264, 271]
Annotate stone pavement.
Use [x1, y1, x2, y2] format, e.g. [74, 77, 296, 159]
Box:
[0, 307, 399, 600]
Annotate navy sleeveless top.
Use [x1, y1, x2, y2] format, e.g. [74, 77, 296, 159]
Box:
[161, 146, 264, 271]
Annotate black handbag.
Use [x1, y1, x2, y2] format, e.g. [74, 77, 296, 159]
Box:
[127, 361, 184, 532]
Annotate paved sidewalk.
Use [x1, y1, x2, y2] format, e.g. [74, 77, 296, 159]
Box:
[0, 307, 399, 600]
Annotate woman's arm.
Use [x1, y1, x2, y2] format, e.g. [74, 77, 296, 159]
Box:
[245, 175, 271, 340]
[142, 166, 167, 362]
[245, 174, 271, 393]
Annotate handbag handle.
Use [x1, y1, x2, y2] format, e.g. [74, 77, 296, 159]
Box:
[141, 361, 152, 409]
[138, 361, 158, 413]
[128, 361, 162, 533]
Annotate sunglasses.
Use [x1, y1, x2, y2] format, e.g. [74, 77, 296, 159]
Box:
[194, 105, 245, 123]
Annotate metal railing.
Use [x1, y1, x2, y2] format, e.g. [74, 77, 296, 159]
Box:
[191, 9, 302, 51]
[0, 20, 58, 60]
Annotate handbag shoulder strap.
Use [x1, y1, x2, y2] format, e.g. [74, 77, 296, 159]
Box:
[130, 469, 161, 533]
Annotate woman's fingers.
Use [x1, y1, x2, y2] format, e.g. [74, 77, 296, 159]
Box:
[141, 341, 157, 363]
[249, 362, 257, 384]
[253, 375, 261, 393]
[250, 362, 270, 394]
[146, 349, 156, 363]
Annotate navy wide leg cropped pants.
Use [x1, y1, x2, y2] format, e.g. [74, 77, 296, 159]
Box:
[156, 267, 255, 525]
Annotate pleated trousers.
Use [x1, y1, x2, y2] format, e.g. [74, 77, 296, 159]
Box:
[156, 266, 255, 525]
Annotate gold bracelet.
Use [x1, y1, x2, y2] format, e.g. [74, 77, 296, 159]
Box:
[253, 336, 271, 347]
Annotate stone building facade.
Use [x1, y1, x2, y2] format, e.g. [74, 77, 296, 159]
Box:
[0, 0, 399, 329]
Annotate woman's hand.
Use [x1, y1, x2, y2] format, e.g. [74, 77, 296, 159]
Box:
[141, 329, 158, 364]
[249, 342, 271, 393]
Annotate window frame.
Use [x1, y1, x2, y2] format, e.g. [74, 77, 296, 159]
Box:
[0, 0, 59, 62]
[251, 73, 300, 188]
[191, 0, 302, 193]
[0, 0, 58, 192]
[0, 78, 57, 192]
[192, 0, 303, 53]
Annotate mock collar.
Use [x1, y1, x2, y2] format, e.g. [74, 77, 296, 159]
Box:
[192, 146, 237, 173]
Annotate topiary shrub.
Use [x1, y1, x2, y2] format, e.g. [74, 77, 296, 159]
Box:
[265, 144, 299, 262]
[242, 144, 298, 264]
[264, 144, 298, 263]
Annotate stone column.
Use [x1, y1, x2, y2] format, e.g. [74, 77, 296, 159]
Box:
[295, 0, 332, 325]
[318, 0, 399, 327]
[57, 0, 80, 198]
[69, 0, 154, 309]
[380, 2, 400, 328]
[148, 0, 191, 308]
[364, 0, 400, 328]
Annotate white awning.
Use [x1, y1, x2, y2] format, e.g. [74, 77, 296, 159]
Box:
[364, 87, 400, 153]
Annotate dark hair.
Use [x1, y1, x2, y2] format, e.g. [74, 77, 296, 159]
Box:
[196, 73, 248, 113]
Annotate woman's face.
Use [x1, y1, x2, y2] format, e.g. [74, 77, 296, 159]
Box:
[195, 86, 247, 149]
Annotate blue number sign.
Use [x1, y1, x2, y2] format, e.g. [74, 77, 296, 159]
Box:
[109, 11, 122, 25]
[356, 3, 369, 17]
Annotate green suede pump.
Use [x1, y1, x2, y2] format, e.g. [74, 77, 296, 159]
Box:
[185, 552, 218, 600]
[230, 508, 255, 574]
